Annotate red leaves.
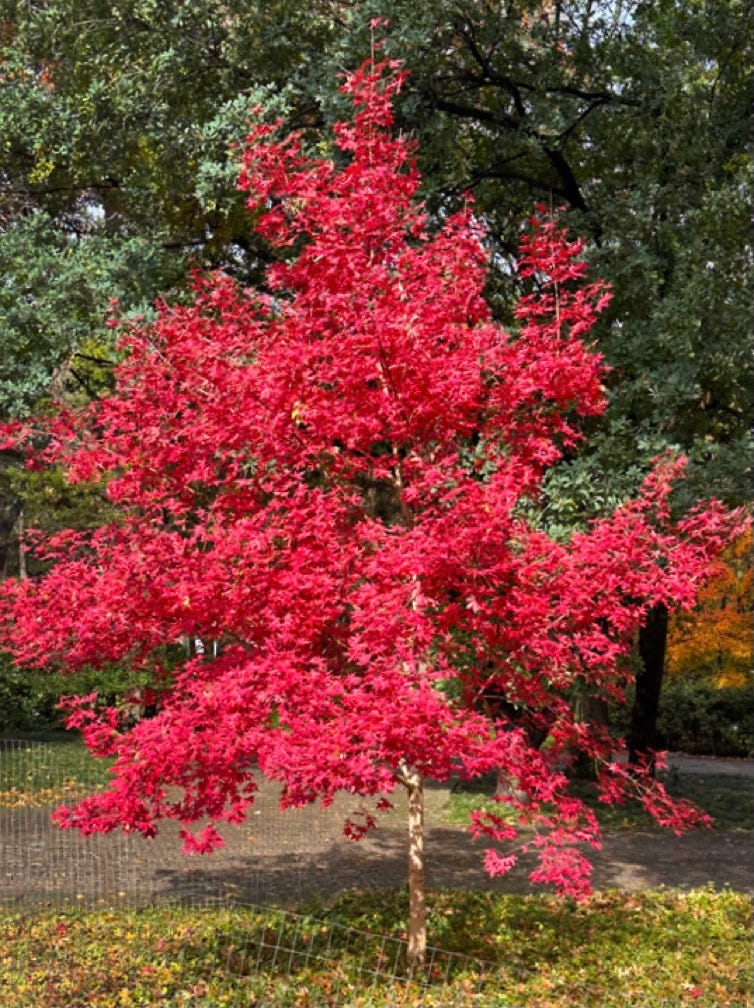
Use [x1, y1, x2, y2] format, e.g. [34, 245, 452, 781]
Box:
[0, 57, 746, 901]
[483, 850, 518, 878]
[57, 695, 121, 758]
[597, 758, 712, 836]
[179, 825, 226, 856]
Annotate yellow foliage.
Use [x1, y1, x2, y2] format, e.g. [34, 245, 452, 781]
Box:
[667, 531, 752, 686]
[0, 778, 83, 808]
[28, 154, 55, 184]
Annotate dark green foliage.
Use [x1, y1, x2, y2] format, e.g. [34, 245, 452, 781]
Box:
[656, 681, 754, 758]
[0, 0, 345, 414]
[0, 215, 177, 416]
[611, 680, 754, 758]
[0, 653, 138, 733]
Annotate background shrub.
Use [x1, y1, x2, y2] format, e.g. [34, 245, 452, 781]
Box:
[0, 652, 138, 734]
[612, 679, 753, 757]
[655, 680, 753, 757]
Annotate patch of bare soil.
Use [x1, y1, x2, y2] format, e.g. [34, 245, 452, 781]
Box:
[1, 759, 751, 909]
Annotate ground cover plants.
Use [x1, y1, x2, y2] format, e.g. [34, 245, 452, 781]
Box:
[0, 887, 750, 1007]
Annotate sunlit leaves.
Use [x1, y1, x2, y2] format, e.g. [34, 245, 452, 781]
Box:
[667, 531, 753, 687]
[0, 890, 751, 1007]
[0, 57, 746, 902]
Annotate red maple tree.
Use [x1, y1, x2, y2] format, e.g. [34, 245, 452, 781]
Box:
[0, 57, 745, 962]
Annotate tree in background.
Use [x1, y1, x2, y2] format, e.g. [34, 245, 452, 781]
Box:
[666, 531, 752, 689]
[0, 59, 744, 963]
[0, 0, 336, 416]
[0, 0, 341, 662]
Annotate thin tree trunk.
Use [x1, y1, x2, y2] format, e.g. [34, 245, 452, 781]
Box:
[404, 765, 426, 968]
[0, 472, 22, 579]
[573, 692, 609, 779]
[17, 509, 27, 580]
[628, 602, 669, 775]
[495, 767, 529, 803]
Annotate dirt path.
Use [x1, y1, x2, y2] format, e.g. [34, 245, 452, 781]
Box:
[2, 757, 751, 908]
[667, 753, 754, 777]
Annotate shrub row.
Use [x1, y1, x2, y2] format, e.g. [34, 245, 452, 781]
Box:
[655, 680, 753, 757]
[0, 654, 135, 734]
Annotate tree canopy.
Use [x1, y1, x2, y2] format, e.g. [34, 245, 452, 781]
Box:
[0, 57, 744, 961]
[2, 1, 751, 506]
[667, 531, 753, 688]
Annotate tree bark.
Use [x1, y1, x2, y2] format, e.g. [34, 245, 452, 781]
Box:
[0, 458, 23, 579]
[628, 602, 669, 774]
[404, 765, 426, 969]
[573, 691, 609, 779]
[17, 509, 27, 580]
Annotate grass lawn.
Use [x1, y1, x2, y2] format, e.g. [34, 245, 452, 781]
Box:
[3, 735, 752, 829]
[0, 887, 751, 1007]
[446, 769, 754, 832]
[0, 735, 112, 808]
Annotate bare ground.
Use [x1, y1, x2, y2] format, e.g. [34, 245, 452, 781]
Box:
[1, 754, 751, 909]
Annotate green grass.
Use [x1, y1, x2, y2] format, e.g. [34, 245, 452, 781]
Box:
[0, 736, 112, 807]
[446, 770, 754, 831]
[5, 738, 750, 829]
[0, 888, 750, 1006]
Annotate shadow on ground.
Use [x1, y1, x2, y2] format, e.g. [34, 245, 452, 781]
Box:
[2, 771, 751, 908]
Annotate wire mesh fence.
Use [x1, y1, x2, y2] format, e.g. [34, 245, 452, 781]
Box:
[0, 737, 498, 1005]
[0, 735, 382, 908]
[1, 736, 158, 907]
[6, 900, 497, 1006]
[170, 905, 497, 1006]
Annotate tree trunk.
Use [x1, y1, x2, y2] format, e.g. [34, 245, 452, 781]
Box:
[405, 765, 426, 969]
[495, 767, 529, 803]
[628, 602, 669, 775]
[0, 465, 22, 579]
[17, 509, 27, 579]
[573, 692, 609, 779]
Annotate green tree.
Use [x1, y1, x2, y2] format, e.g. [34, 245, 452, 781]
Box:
[0, 0, 347, 415]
